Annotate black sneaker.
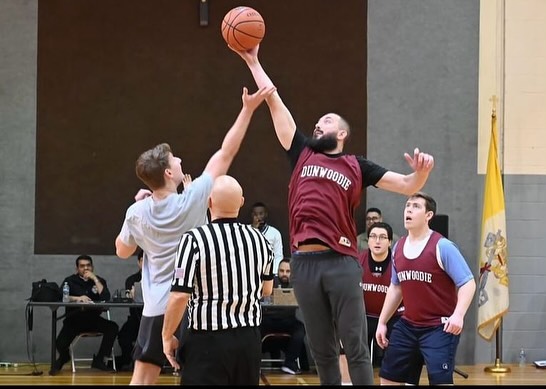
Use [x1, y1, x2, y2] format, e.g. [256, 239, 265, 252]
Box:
[49, 352, 70, 376]
[91, 355, 115, 372]
[281, 362, 302, 375]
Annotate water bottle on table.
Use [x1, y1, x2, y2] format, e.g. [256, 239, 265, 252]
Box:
[519, 348, 526, 367]
[62, 281, 70, 302]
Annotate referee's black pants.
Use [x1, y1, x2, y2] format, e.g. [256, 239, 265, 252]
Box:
[182, 326, 261, 385]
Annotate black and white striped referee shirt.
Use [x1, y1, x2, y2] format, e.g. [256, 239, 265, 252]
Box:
[171, 217, 274, 331]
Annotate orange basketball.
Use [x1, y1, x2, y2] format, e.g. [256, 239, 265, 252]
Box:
[221, 6, 265, 51]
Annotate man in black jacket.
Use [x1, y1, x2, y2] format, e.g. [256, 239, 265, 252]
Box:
[49, 255, 119, 375]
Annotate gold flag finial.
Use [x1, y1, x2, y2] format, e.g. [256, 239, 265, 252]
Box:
[489, 95, 498, 116]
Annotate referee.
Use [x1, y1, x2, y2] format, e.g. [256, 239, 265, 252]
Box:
[162, 175, 274, 385]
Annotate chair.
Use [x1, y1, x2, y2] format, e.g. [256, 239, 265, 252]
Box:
[69, 310, 117, 373]
[260, 332, 292, 384]
[261, 332, 291, 367]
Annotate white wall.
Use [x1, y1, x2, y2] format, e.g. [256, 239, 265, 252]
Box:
[476, 0, 546, 364]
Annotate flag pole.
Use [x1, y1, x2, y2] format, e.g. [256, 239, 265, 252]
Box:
[484, 318, 511, 373]
[483, 96, 511, 374]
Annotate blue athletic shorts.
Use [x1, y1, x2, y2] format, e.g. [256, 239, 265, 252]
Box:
[379, 318, 460, 385]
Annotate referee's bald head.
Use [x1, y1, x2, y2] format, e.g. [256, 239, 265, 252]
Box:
[209, 175, 244, 219]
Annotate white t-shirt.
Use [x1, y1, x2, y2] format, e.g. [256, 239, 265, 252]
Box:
[259, 224, 284, 274]
[117, 173, 213, 316]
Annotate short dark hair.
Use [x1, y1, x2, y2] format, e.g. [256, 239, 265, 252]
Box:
[279, 257, 290, 267]
[76, 254, 93, 266]
[408, 192, 437, 215]
[366, 207, 382, 216]
[367, 222, 393, 241]
[137, 249, 144, 260]
[251, 201, 267, 209]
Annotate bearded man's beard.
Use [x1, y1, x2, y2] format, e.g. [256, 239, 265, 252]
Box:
[307, 133, 338, 153]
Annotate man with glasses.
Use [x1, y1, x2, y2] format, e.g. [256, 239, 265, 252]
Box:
[339, 222, 422, 385]
[357, 208, 400, 252]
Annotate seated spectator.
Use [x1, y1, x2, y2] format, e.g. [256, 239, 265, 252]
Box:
[260, 258, 308, 375]
[251, 201, 284, 274]
[49, 255, 119, 375]
[115, 249, 144, 371]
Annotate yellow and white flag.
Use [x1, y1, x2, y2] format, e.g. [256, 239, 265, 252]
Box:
[477, 110, 509, 341]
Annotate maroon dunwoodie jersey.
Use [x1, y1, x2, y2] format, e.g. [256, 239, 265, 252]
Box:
[393, 232, 457, 327]
[359, 250, 401, 318]
[288, 147, 363, 257]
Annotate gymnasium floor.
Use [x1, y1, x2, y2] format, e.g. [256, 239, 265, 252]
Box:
[0, 363, 544, 385]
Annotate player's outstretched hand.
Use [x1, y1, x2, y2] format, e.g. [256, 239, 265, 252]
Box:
[229, 43, 260, 64]
[404, 147, 434, 174]
[241, 85, 277, 112]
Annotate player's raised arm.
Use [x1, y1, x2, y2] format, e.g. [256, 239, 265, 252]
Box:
[231, 45, 296, 151]
[376, 148, 435, 195]
[203, 85, 276, 179]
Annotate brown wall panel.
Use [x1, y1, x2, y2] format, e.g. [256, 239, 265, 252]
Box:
[36, 0, 367, 255]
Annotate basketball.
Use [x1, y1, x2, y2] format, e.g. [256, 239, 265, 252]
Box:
[221, 6, 265, 51]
